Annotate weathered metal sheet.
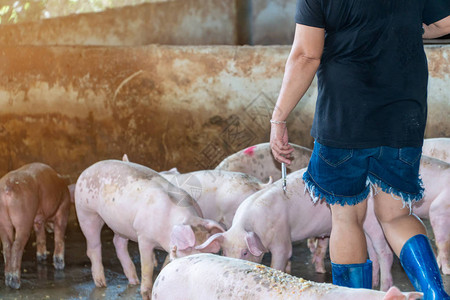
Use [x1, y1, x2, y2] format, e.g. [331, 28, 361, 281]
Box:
[0, 45, 448, 181]
[0, 0, 237, 46]
[252, 0, 296, 45]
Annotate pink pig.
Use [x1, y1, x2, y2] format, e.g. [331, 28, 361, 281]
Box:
[74, 160, 223, 300]
[197, 168, 332, 273]
[123, 154, 272, 230]
[0, 163, 70, 289]
[152, 254, 422, 300]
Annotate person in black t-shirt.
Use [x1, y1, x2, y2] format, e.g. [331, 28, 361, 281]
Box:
[270, 1, 450, 298]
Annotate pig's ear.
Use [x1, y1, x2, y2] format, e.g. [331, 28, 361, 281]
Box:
[201, 219, 226, 234]
[160, 167, 180, 175]
[168, 167, 180, 174]
[383, 286, 422, 300]
[195, 232, 223, 253]
[122, 154, 129, 162]
[245, 232, 266, 257]
[170, 225, 196, 251]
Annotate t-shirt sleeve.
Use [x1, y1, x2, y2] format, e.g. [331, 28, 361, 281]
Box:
[295, 0, 325, 28]
[423, 0, 450, 25]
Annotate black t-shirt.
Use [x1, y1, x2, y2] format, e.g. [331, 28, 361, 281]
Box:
[295, 0, 450, 148]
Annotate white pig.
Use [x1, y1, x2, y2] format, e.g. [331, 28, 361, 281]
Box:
[197, 168, 332, 273]
[75, 160, 224, 300]
[215, 142, 312, 182]
[122, 154, 272, 230]
[422, 138, 449, 163]
[152, 254, 422, 300]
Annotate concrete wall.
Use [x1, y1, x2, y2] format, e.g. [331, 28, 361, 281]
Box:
[0, 0, 237, 46]
[0, 45, 448, 181]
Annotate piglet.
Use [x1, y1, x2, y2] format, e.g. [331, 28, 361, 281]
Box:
[215, 142, 312, 182]
[197, 168, 332, 274]
[75, 160, 223, 300]
[152, 254, 422, 300]
[0, 163, 70, 289]
[123, 154, 272, 230]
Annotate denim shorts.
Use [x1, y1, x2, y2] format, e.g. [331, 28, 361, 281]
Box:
[303, 141, 424, 207]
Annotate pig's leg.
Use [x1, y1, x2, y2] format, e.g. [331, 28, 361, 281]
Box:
[34, 217, 47, 262]
[9, 225, 33, 289]
[366, 234, 379, 288]
[307, 237, 317, 254]
[429, 195, 450, 275]
[365, 196, 393, 291]
[77, 210, 106, 287]
[365, 235, 394, 291]
[0, 222, 14, 288]
[137, 237, 156, 300]
[52, 198, 70, 270]
[270, 239, 293, 272]
[113, 234, 139, 285]
[311, 237, 328, 273]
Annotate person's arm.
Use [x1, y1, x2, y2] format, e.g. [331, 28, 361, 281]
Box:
[423, 15, 450, 39]
[270, 24, 325, 164]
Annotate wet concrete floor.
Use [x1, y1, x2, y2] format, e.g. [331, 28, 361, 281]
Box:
[0, 216, 448, 299]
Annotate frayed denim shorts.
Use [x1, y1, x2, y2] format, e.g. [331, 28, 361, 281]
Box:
[303, 141, 424, 207]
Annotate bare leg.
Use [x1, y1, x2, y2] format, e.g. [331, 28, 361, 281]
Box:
[330, 199, 368, 264]
[373, 189, 425, 256]
[113, 234, 139, 285]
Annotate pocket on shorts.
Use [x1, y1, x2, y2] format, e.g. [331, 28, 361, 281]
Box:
[399, 147, 422, 166]
[317, 142, 353, 167]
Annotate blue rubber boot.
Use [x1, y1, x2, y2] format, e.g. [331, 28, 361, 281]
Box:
[400, 234, 450, 300]
[331, 259, 372, 289]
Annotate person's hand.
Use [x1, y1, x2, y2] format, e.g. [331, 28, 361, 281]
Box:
[270, 122, 294, 165]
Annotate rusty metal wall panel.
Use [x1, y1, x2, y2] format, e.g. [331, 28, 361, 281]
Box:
[425, 46, 450, 138]
[0, 0, 237, 46]
[0, 45, 448, 181]
[252, 0, 296, 45]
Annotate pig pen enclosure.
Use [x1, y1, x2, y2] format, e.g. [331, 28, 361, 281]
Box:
[0, 0, 449, 299]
